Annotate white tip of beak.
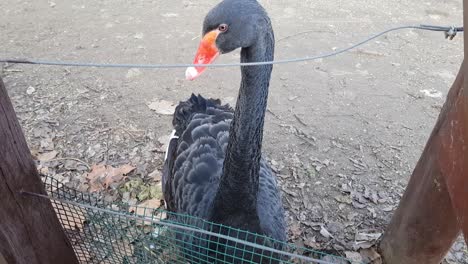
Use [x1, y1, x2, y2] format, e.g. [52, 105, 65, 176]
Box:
[185, 67, 199, 81]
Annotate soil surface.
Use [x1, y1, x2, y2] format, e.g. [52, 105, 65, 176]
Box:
[1, 0, 467, 263]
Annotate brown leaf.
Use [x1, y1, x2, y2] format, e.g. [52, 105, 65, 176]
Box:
[37, 150, 58, 161]
[30, 148, 41, 160]
[129, 199, 165, 226]
[118, 164, 136, 175]
[360, 248, 382, 264]
[86, 164, 135, 192]
[102, 166, 124, 188]
[130, 198, 162, 215]
[86, 164, 105, 178]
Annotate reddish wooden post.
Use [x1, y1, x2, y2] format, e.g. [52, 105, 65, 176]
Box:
[0, 77, 78, 263]
[380, 1, 468, 263]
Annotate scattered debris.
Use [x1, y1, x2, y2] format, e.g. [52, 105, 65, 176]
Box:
[345, 251, 363, 263]
[293, 114, 308, 126]
[319, 226, 333, 239]
[310, 157, 331, 172]
[320, 255, 348, 264]
[147, 99, 176, 115]
[26, 86, 36, 95]
[133, 32, 144, 39]
[161, 13, 179, 18]
[126, 68, 142, 79]
[420, 89, 443, 98]
[289, 223, 302, 239]
[37, 150, 58, 161]
[353, 232, 382, 250]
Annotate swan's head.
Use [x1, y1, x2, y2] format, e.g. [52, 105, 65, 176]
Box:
[186, 0, 270, 80]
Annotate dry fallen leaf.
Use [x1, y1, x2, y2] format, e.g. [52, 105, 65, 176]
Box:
[148, 169, 162, 182]
[86, 164, 106, 179]
[320, 255, 348, 264]
[147, 99, 176, 115]
[345, 251, 363, 264]
[126, 68, 142, 79]
[118, 164, 136, 175]
[30, 148, 41, 160]
[38, 165, 49, 175]
[86, 164, 136, 192]
[129, 199, 165, 226]
[353, 241, 374, 250]
[320, 226, 333, 239]
[130, 198, 162, 216]
[157, 134, 171, 152]
[360, 248, 382, 264]
[335, 195, 352, 205]
[37, 150, 58, 161]
[289, 223, 302, 239]
[303, 236, 320, 248]
[353, 232, 382, 250]
[355, 232, 382, 241]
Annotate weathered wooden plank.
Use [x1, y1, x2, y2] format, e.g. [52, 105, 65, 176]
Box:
[451, 0, 468, 239]
[440, 67, 468, 241]
[380, 64, 465, 263]
[381, 2, 468, 262]
[380, 36, 468, 264]
[0, 76, 78, 264]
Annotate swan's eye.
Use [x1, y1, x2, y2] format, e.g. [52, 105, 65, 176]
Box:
[218, 24, 228, 32]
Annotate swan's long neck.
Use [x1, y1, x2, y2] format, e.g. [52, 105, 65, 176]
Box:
[212, 25, 274, 223]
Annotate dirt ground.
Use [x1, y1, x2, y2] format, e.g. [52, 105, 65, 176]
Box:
[1, 0, 467, 263]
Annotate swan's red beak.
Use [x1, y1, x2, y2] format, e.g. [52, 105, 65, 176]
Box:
[185, 30, 220, 80]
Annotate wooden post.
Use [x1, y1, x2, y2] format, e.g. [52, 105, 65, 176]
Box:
[380, 1, 468, 263]
[0, 77, 78, 263]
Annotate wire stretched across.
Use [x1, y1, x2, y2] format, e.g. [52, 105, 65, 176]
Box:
[0, 25, 463, 69]
[20, 190, 337, 264]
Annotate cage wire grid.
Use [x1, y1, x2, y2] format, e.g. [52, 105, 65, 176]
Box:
[34, 176, 362, 264]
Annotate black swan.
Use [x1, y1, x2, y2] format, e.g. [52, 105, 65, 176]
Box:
[162, 0, 286, 262]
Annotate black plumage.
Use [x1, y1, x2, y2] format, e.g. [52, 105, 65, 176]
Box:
[162, 0, 286, 262]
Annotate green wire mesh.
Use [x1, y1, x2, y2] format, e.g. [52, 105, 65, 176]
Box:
[40, 176, 361, 264]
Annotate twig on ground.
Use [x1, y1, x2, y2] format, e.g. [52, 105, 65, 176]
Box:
[48, 158, 91, 170]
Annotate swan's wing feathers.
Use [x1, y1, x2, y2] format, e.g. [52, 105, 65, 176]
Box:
[163, 94, 233, 217]
[172, 120, 230, 217]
